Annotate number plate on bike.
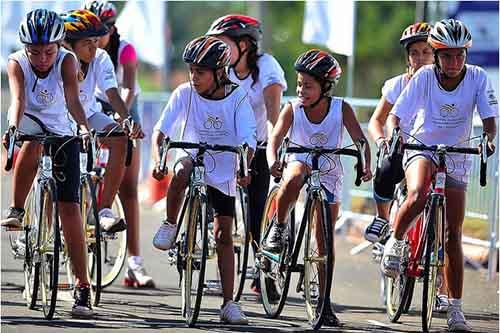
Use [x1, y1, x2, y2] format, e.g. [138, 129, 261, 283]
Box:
[192, 166, 205, 184]
[435, 172, 446, 191]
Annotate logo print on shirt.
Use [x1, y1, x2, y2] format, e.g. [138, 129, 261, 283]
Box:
[204, 115, 223, 129]
[35, 89, 55, 105]
[487, 90, 498, 106]
[309, 132, 328, 146]
[439, 103, 458, 117]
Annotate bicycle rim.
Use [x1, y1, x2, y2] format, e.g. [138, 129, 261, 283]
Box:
[233, 187, 250, 302]
[259, 186, 291, 318]
[304, 198, 333, 329]
[24, 189, 40, 309]
[39, 186, 60, 320]
[385, 273, 415, 322]
[99, 193, 127, 288]
[422, 198, 440, 333]
[182, 195, 208, 327]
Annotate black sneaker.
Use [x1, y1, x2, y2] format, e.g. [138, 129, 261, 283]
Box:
[263, 223, 286, 253]
[72, 285, 93, 318]
[364, 216, 389, 243]
[1, 207, 25, 229]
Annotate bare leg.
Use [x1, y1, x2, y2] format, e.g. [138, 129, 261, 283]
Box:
[214, 215, 234, 305]
[12, 142, 40, 208]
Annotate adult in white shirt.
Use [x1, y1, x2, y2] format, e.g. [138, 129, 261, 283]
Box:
[151, 36, 256, 325]
[61, 9, 141, 232]
[206, 14, 287, 296]
[382, 19, 498, 332]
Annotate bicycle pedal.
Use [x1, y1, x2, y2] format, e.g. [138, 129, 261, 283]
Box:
[3, 226, 23, 232]
[58, 282, 74, 290]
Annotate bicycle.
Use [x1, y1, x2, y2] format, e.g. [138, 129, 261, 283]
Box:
[4, 129, 93, 319]
[256, 138, 366, 329]
[159, 138, 249, 327]
[384, 128, 490, 332]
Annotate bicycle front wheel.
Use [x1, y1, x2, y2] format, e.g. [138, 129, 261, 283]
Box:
[38, 182, 60, 320]
[303, 196, 333, 330]
[182, 193, 208, 327]
[233, 187, 250, 302]
[422, 196, 441, 333]
[259, 185, 292, 318]
[22, 187, 40, 309]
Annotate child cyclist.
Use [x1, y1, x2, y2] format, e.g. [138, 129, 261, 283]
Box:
[84, 0, 152, 288]
[265, 49, 372, 326]
[365, 22, 449, 312]
[151, 36, 256, 324]
[382, 19, 497, 332]
[1, 9, 94, 317]
[206, 14, 287, 295]
[61, 9, 141, 232]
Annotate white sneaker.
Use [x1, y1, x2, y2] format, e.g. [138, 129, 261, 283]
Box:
[124, 256, 155, 288]
[220, 301, 248, 325]
[99, 208, 126, 232]
[435, 294, 449, 313]
[380, 236, 405, 278]
[447, 306, 471, 332]
[153, 220, 177, 251]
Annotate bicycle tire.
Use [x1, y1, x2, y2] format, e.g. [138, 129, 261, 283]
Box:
[38, 182, 60, 320]
[259, 186, 292, 318]
[233, 187, 250, 302]
[82, 177, 102, 306]
[23, 189, 40, 309]
[303, 197, 333, 330]
[422, 196, 441, 333]
[182, 193, 208, 327]
[98, 186, 127, 288]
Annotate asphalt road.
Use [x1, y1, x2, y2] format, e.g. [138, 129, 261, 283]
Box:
[1, 205, 498, 333]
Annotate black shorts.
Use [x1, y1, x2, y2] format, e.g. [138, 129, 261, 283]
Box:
[207, 186, 235, 218]
[373, 150, 405, 202]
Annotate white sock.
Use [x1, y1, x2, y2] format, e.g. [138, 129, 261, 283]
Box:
[128, 256, 143, 269]
[449, 298, 463, 308]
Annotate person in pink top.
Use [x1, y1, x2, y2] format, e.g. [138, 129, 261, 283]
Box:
[84, 1, 152, 288]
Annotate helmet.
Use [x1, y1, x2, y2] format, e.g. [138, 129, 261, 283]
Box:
[294, 49, 342, 97]
[19, 9, 65, 44]
[183, 36, 231, 69]
[428, 19, 472, 50]
[61, 9, 108, 40]
[84, 0, 118, 26]
[400, 22, 432, 50]
[206, 14, 262, 43]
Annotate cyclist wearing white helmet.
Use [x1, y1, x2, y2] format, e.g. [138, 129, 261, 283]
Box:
[84, 0, 153, 289]
[206, 14, 287, 296]
[1, 9, 94, 317]
[382, 19, 498, 332]
[152, 36, 256, 324]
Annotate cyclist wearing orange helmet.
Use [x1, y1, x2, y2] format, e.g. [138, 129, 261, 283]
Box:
[1, 9, 93, 317]
[383, 19, 497, 332]
[207, 14, 287, 296]
[84, 0, 153, 289]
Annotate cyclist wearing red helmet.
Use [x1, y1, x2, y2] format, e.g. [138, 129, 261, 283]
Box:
[1, 9, 94, 317]
[207, 14, 287, 295]
[152, 36, 256, 324]
[266, 49, 372, 326]
[383, 19, 498, 332]
[84, 0, 153, 289]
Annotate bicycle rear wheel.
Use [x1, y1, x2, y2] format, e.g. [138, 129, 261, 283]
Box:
[182, 193, 208, 327]
[422, 196, 441, 333]
[303, 197, 333, 330]
[98, 186, 127, 288]
[38, 182, 60, 320]
[81, 177, 102, 306]
[233, 187, 250, 302]
[259, 185, 292, 318]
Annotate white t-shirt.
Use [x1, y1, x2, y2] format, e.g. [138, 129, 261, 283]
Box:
[8, 48, 77, 135]
[95, 39, 141, 102]
[391, 64, 499, 183]
[154, 82, 257, 196]
[228, 53, 287, 142]
[286, 97, 344, 200]
[76, 48, 117, 118]
[381, 73, 410, 105]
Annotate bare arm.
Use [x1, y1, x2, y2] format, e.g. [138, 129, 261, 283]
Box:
[61, 54, 89, 132]
[266, 102, 293, 176]
[106, 87, 129, 121]
[263, 83, 283, 138]
[7, 60, 25, 128]
[386, 113, 401, 141]
[151, 129, 166, 180]
[120, 60, 137, 110]
[342, 101, 372, 181]
[368, 96, 394, 145]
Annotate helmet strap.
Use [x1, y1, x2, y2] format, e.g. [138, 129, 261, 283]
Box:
[230, 39, 248, 73]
